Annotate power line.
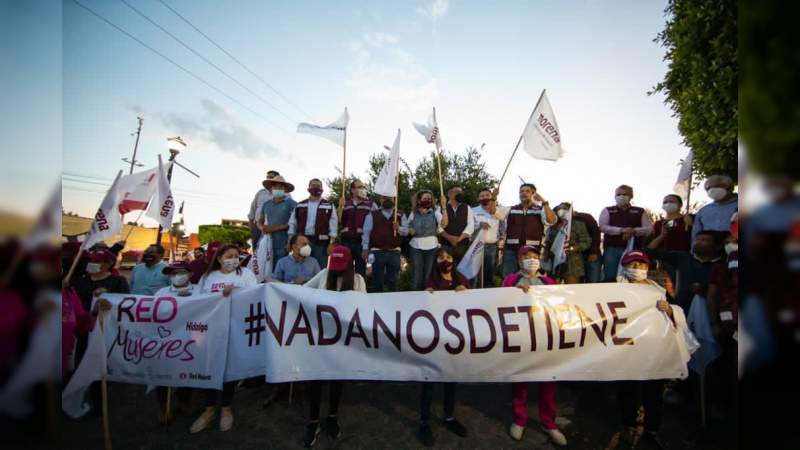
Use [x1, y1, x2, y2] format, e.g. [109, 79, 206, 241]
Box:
[119, 0, 297, 125]
[157, 0, 310, 119]
[62, 173, 250, 201]
[70, 0, 289, 134]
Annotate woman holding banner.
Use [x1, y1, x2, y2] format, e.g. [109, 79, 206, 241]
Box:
[190, 244, 257, 434]
[301, 245, 366, 447]
[401, 189, 449, 291]
[417, 246, 469, 446]
[502, 245, 568, 446]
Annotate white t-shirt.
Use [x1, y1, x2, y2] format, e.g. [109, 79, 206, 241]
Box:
[303, 269, 368, 293]
[154, 284, 198, 298]
[199, 268, 259, 293]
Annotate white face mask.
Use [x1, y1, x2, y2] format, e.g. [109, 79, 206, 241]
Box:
[615, 195, 631, 207]
[662, 202, 679, 214]
[221, 258, 240, 271]
[624, 267, 648, 281]
[298, 245, 312, 257]
[272, 189, 285, 198]
[521, 258, 540, 273]
[557, 209, 567, 219]
[707, 187, 728, 201]
[171, 273, 190, 287]
[724, 243, 738, 255]
[86, 262, 102, 274]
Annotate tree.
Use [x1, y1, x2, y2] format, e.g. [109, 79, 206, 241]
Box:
[197, 225, 251, 246]
[652, 0, 737, 180]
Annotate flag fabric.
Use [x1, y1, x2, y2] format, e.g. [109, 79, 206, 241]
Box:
[145, 155, 175, 229]
[615, 238, 636, 282]
[81, 171, 124, 251]
[521, 90, 564, 161]
[21, 185, 61, 251]
[374, 129, 401, 197]
[687, 294, 720, 375]
[549, 205, 573, 271]
[673, 150, 693, 199]
[457, 231, 486, 280]
[248, 234, 273, 283]
[413, 109, 441, 146]
[297, 108, 349, 147]
[116, 167, 160, 214]
[62, 312, 109, 417]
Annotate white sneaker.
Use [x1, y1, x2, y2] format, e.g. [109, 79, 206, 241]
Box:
[219, 407, 234, 432]
[509, 423, 525, 441]
[543, 427, 567, 446]
[189, 408, 215, 434]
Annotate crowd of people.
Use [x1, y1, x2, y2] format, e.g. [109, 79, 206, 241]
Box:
[58, 169, 743, 449]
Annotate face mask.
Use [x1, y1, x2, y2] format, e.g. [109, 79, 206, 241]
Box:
[143, 254, 157, 263]
[86, 262, 102, 274]
[299, 245, 312, 257]
[419, 199, 432, 209]
[308, 187, 323, 197]
[479, 198, 491, 206]
[221, 258, 240, 271]
[171, 273, 190, 286]
[521, 258, 540, 272]
[724, 243, 738, 255]
[557, 209, 567, 219]
[615, 195, 631, 207]
[662, 202, 679, 214]
[437, 260, 453, 273]
[454, 193, 465, 203]
[624, 267, 648, 281]
[272, 189, 285, 198]
[355, 188, 367, 199]
[382, 199, 394, 210]
[707, 187, 728, 201]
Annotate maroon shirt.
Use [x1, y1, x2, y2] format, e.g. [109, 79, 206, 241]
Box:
[653, 217, 692, 252]
[425, 272, 470, 291]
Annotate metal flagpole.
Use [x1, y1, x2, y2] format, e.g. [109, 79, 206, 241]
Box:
[432, 107, 445, 201]
[393, 129, 401, 237]
[498, 89, 546, 188]
[341, 107, 348, 200]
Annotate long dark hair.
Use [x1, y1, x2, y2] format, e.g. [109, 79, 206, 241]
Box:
[325, 263, 355, 292]
[428, 246, 464, 290]
[203, 244, 241, 278]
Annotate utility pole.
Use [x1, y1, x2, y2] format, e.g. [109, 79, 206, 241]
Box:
[122, 117, 144, 174]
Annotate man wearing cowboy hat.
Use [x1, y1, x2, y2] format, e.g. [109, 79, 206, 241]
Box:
[248, 170, 292, 249]
[257, 174, 298, 270]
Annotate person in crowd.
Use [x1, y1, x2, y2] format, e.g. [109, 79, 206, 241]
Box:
[300, 245, 366, 447]
[400, 189, 449, 291]
[153, 261, 196, 424]
[691, 175, 738, 245]
[191, 244, 258, 433]
[192, 247, 205, 262]
[647, 230, 722, 311]
[288, 178, 338, 269]
[417, 246, 469, 446]
[599, 185, 652, 281]
[616, 250, 675, 449]
[471, 187, 508, 288]
[572, 209, 602, 283]
[439, 185, 475, 264]
[361, 194, 402, 292]
[248, 170, 281, 248]
[501, 183, 557, 277]
[542, 203, 591, 284]
[189, 241, 220, 284]
[337, 179, 374, 277]
[503, 245, 567, 446]
[649, 194, 693, 284]
[258, 175, 298, 270]
[130, 244, 169, 295]
[271, 235, 321, 284]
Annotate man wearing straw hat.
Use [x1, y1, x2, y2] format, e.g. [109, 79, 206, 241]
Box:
[248, 170, 291, 249]
[257, 175, 298, 271]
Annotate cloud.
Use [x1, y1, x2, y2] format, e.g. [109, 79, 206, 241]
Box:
[133, 100, 282, 160]
[362, 32, 399, 48]
[415, 0, 449, 23]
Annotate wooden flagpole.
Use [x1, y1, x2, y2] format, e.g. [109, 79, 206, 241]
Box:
[393, 129, 401, 237]
[685, 170, 693, 215]
[341, 107, 348, 200]
[98, 313, 113, 450]
[498, 89, 546, 188]
[432, 107, 445, 201]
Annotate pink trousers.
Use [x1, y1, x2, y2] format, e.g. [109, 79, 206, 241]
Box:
[511, 382, 557, 429]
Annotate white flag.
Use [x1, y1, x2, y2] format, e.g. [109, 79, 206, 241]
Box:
[673, 150, 693, 199]
[145, 155, 175, 229]
[457, 231, 486, 280]
[116, 166, 160, 214]
[374, 129, 401, 197]
[62, 312, 109, 417]
[550, 204, 573, 271]
[248, 234, 273, 282]
[81, 171, 123, 251]
[297, 108, 349, 147]
[521, 90, 564, 161]
[413, 109, 441, 146]
[21, 185, 61, 251]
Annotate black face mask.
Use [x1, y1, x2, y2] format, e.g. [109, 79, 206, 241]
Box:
[143, 254, 157, 263]
[382, 199, 394, 210]
[454, 193, 466, 203]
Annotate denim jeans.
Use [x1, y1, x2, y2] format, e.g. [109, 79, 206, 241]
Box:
[583, 254, 602, 283]
[371, 250, 401, 292]
[603, 246, 625, 281]
[310, 241, 329, 269]
[410, 247, 438, 291]
[342, 239, 366, 277]
[271, 246, 288, 272]
[502, 248, 520, 278]
[471, 244, 498, 288]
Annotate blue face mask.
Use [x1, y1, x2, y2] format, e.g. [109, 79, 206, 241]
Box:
[272, 189, 285, 198]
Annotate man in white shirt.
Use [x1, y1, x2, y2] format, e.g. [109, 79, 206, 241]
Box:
[248, 170, 279, 249]
[471, 187, 509, 287]
[288, 178, 338, 269]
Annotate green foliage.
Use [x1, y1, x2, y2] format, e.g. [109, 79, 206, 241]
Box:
[197, 225, 251, 246]
[652, 0, 738, 180]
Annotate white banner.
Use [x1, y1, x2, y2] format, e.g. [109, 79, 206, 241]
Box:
[297, 108, 349, 147]
[81, 170, 123, 251]
[263, 283, 691, 383]
[457, 231, 485, 280]
[373, 129, 401, 197]
[145, 155, 175, 229]
[522, 90, 564, 161]
[673, 149, 693, 199]
[413, 108, 441, 146]
[117, 166, 160, 214]
[248, 234, 273, 283]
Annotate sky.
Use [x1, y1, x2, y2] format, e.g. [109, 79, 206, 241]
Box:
[3, 0, 709, 233]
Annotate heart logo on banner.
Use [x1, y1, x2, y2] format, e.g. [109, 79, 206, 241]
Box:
[157, 326, 171, 339]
